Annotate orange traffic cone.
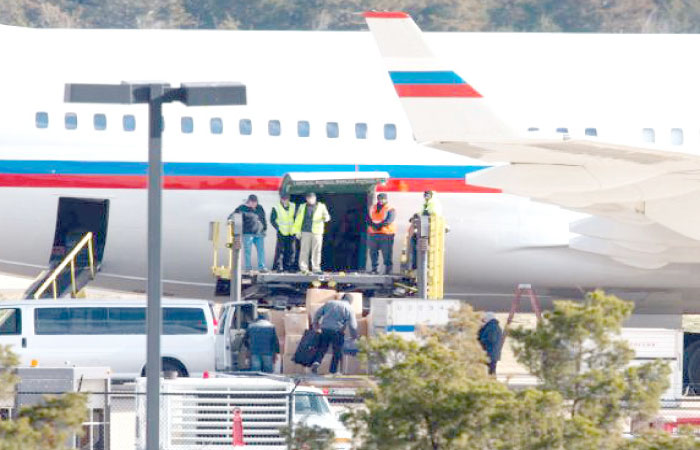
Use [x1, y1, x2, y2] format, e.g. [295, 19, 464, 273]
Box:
[232, 407, 245, 446]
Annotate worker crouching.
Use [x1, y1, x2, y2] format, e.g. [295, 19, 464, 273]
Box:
[367, 192, 396, 274]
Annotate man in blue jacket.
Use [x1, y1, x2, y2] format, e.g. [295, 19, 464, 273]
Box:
[478, 312, 502, 375]
[244, 312, 280, 373]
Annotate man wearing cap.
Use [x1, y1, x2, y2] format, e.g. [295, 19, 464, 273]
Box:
[270, 193, 296, 272]
[292, 192, 330, 274]
[244, 312, 280, 373]
[478, 312, 503, 375]
[311, 293, 358, 375]
[367, 192, 396, 274]
[230, 194, 268, 272]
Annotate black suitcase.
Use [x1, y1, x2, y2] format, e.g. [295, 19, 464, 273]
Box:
[293, 329, 320, 367]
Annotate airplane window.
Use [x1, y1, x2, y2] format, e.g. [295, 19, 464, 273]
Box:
[93, 114, 107, 131]
[239, 119, 252, 135]
[210, 118, 223, 134]
[181, 116, 194, 134]
[527, 127, 539, 132]
[326, 122, 339, 138]
[671, 128, 684, 145]
[556, 127, 568, 133]
[355, 123, 367, 139]
[65, 113, 78, 130]
[642, 128, 655, 143]
[269, 120, 281, 136]
[585, 128, 598, 137]
[384, 123, 397, 140]
[35, 112, 49, 129]
[298, 121, 310, 137]
[123, 115, 136, 132]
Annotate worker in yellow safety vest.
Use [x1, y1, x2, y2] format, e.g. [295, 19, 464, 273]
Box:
[293, 192, 331, 274]
[421, 190, 443, 216]
[367, 192, 396, 274]
[270, 193, 297, 272]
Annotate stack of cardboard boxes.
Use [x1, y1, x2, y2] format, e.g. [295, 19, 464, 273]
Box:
[270, 288, 371, 375]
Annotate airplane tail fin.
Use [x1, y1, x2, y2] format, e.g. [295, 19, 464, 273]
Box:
[363, 11, 515, 142]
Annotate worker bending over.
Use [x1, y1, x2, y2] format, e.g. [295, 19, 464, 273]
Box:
[293, 192, 330, 274]
[367, 192, 396, 274]
[244, 312, 280, 373]
[270, 193, 296, 272]
[229, 194, 268, 272]
[311, 294, 358, 375]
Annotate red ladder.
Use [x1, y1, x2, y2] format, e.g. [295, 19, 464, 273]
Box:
[499, 284, 543, 351]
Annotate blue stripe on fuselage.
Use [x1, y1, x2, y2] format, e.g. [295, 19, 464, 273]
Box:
[0, 160, 488, 179]
[389, 71, 466, 85]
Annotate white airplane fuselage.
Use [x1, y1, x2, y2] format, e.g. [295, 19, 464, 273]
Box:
[2, 26, 700, 304]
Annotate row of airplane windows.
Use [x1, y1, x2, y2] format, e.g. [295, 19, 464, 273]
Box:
[531, 126, 686, 145]
[34, 112, 399, 140]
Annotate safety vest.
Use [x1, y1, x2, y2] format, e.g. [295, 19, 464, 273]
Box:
[273, 202, 296, 236]
[368, 203, 396, 235]
[422, 197, 443, 216]
[293, 202, 330, 235]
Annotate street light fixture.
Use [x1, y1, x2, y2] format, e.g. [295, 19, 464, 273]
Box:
[65, 81, 247, 450]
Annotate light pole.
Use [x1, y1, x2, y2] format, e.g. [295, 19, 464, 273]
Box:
[65, 81, 246, 450]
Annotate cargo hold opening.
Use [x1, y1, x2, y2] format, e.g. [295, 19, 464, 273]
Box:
[50, 197, 109, 268]
[280, 172, 389, 272]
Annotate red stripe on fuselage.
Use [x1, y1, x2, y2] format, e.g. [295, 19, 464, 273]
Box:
[394, 84, 483, 98]
[362, 11, 409, 18]
[0, 174, 500, 193]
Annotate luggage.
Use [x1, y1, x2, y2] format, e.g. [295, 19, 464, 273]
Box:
[342, 338, 359, 356]
[292, 329, 320, 367]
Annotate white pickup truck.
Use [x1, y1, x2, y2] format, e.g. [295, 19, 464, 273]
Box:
[136, 374, 352, 450]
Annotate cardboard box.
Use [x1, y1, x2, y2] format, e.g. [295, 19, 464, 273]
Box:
[357, 316, 369, 337]
[308, 303, 325, 324]
[342, 354, 368, 375]
[284, 312, 309, 335]
[339, 292, 363, 316]
[316, 353, 335, 375]
[268, 309, 286, 336]
[284, 334, 303, 356]
[306, 288, 337, 307]
[283, 354, 307, 375]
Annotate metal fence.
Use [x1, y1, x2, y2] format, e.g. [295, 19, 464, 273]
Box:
[3, 387, 360, 450]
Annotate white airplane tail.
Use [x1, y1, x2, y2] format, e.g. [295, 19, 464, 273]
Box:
[364, 11, 515, 143]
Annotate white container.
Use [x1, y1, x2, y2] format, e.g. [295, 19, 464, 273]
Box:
[369, 298, 460, 339]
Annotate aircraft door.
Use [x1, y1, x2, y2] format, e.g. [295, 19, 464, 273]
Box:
[50, 197, 110, 267]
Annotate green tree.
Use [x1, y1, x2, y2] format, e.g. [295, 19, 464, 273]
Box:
[345, 306, 517, 450]
[280, 423, 335, 450]
[0, 345, 87, 450]
[509, 291, 671, 448]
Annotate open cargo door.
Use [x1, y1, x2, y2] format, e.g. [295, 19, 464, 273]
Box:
[24, 197, 109, 299]
[281, 172, 389, 272]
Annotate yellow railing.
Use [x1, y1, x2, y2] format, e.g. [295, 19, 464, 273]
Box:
[210, 221, 234, 279]
[34, 232, 96, 300]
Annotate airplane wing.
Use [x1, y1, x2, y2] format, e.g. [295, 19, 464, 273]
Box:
[363, 11, 700, 268]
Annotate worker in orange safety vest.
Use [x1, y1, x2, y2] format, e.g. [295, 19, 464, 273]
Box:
[367, 192, 396, 274]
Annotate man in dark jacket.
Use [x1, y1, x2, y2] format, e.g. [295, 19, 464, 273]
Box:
[243, 312, 280, 373]
[478, 312, 502, 375]
[310, 294, 358, 375]
[229, 194, 268, 272]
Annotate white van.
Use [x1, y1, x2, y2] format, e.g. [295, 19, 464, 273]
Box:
[0, 299, 216, 379]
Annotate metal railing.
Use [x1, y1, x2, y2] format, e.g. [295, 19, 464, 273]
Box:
[34, 232, 96, 299]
